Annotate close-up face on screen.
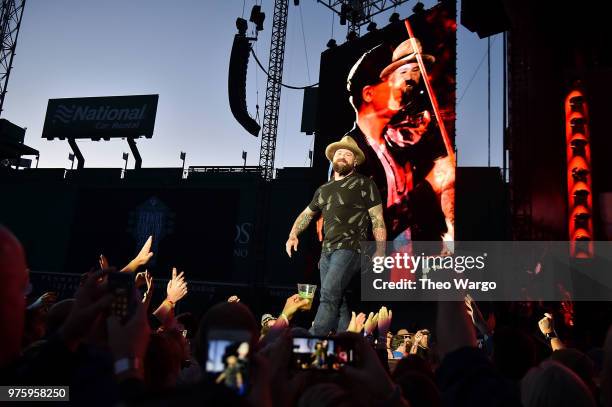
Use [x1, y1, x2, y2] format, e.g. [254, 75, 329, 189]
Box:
[316, 2, 456, 245]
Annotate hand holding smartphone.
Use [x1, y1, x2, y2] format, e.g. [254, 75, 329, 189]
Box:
[107, 271, 137, 323]
[206, 329, 251, 396]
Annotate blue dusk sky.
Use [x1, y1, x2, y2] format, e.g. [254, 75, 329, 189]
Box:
[2, 0, 503, 171]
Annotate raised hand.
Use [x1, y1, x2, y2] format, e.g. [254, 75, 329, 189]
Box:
[348, 312, 366, 333]
[141, 271, 154, 307]
[281, 294, 310, 322]
[465, 294, 492, 336]
[364, 312, 379, 335]
[121, 236, 154, 273]
[99, 254, 110, 270]
[347, 312, 357, 333]
[166, 267, 188, 304]
[134, 271, 147, 288]
[538, 312, 565, 351]
[538, 312, 554, 335]
[228, 295, 240, 303]
[377, 306, 392, 337]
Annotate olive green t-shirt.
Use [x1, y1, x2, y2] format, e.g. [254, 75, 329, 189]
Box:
[308, 172, 382, 253]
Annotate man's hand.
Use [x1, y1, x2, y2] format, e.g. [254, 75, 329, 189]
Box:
[426, 155, 455, 195]
[285, 235, 299, 258]
[228, 295, 240, 303]
[281, 294, 310, 321]
[286, 207, 317, 257]
[538, 313, 554, 335]
[166, 267, 188, 304]
[121, 236, 154, 273]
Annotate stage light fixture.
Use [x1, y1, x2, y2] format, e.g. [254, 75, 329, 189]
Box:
[249, 5, 266, 31]
[367, 22, 377, 32]
[255, 13, 265, 31]
[389, 12, 400, 23]
[294, 0, 299, 5]
[326, 38, 337, 48]
[340, 4, 349, 25]
[249, 5, 261, 23]
[236, 17, 248, 35]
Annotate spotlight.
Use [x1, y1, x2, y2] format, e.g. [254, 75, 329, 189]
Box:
[412, 2, 425, 14]
[326, 38, 337, 48]
[236, 17, 248, 35]
[255, 13, 265, 31]
[346, 30, 358, 41]
[389, 12, 400, 23]
[250, 5, 266, 31]
[366, 21, 377, 32]
[249, 5, 261, 23]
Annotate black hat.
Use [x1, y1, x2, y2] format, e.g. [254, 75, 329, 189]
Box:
[346, 44, 393, 99]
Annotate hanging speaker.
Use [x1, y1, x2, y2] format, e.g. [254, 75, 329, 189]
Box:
[228, 34, 261, 137]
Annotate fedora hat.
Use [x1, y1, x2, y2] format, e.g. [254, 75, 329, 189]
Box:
[325, 135, 366, 165]
[379, 38, 435, 79]
[347, 44, 393, 98]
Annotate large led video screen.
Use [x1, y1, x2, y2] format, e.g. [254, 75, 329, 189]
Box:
[314, 2, 456, 244]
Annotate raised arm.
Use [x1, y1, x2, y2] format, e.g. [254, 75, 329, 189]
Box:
[286, 206, 318, 257]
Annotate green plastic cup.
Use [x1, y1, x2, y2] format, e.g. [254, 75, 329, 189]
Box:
[297, 283, 317, 310]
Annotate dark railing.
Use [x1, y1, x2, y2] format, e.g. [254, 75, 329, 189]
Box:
[188, 165, 262, 175]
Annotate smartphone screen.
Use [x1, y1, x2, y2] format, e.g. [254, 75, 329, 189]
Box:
[206, 330, 251, 395]
[291, 336, 353, 371]
[107, 271, 136, 323]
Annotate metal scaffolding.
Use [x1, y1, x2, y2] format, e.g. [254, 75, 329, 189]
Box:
[259, 0, 289, 181]
[317, 0, 410, 33]
[0, 0, 26, 116]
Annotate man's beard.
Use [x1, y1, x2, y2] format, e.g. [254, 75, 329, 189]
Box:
[333, 160, 353, 175]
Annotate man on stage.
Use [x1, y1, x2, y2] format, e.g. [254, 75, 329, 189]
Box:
[285, 136, 387, 335]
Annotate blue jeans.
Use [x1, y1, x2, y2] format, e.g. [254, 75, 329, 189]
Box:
[310, 249, 361, 336]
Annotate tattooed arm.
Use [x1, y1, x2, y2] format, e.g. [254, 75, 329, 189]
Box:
[286, 206, 318, 257]
[368, 204, 387, 257]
